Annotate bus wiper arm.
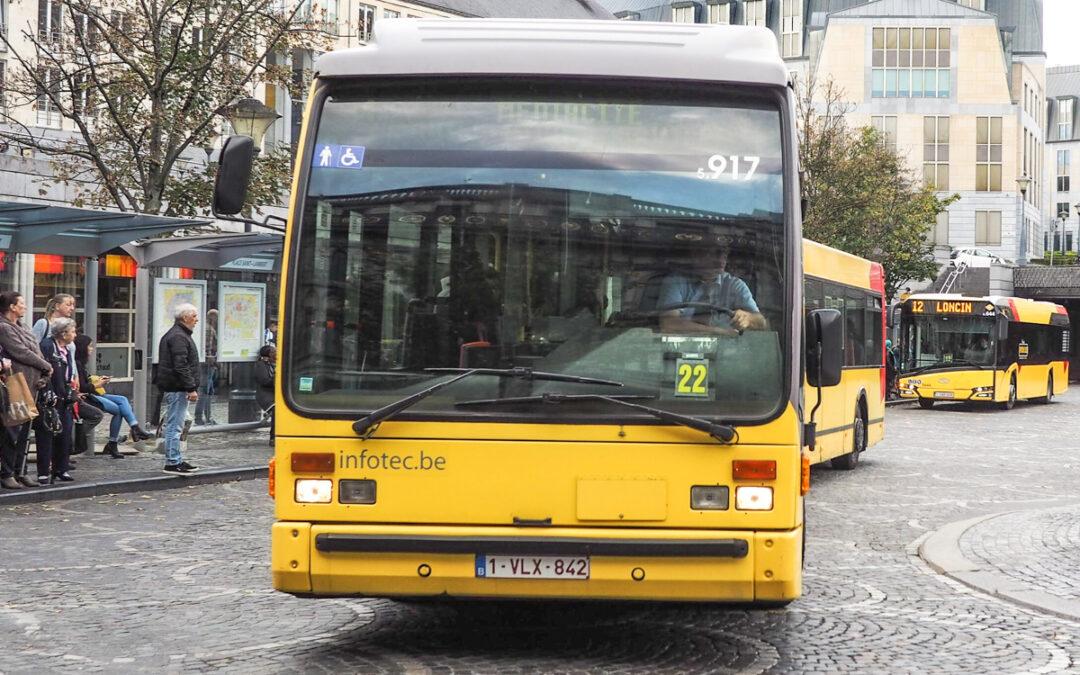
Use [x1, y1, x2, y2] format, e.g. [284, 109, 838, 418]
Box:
[427, 368, 624, 387]
[352, 367, 623, 438]
[455, 393, 736, 444]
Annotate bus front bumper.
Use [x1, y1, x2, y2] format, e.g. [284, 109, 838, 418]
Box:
[272, 522, 802, 602]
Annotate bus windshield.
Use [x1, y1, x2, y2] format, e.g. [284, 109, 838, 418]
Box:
[287, 79, 788, 421]
[901, 314, 996, 371]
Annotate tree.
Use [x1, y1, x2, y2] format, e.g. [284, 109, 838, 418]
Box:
[0, 0, 331, 217]
[795, 75, 957, 301]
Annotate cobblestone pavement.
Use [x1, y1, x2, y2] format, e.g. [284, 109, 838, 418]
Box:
[1, 391, 1079, 673]
[957, 504, 1080, 609]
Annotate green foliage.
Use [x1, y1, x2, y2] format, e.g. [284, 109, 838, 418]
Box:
[796, 76, 957, 302]
[0, 0, 330, 217]
[1039, 250, 1079, 265]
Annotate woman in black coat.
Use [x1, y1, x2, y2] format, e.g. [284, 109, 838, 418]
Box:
[36, 317, 78, 484]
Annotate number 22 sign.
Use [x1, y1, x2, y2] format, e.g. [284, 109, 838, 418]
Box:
[675, 359, 710, 398]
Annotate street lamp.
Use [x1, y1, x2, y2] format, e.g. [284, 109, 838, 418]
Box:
[1016, 175, 1031, 263]
[219, 97, 280, 151]
[1053, 210, 1068, 267]
[1075, 203, 1080, 257]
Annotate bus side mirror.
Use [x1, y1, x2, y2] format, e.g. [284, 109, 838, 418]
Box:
[213, 135, 256, 216]
[806, 308, 843, 387]
[888, 305, 900, 329]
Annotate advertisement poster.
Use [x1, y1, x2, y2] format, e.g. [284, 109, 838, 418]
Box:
[217, 281, 266, 362]
[152, 279, 206, 363]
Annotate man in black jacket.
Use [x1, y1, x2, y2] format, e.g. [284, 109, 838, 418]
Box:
[157, 303, 201, 474]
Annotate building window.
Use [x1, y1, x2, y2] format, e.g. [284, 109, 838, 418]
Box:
[1056, 149, 1070, 194]
[1060, 99, 1074, 140]
[614, 11, 641, 20]
[744, 0, 765, 26]
[358, 3, 375, 42]
[934, 211, 949, 247]
[872, 27, 950, 98]
[781, 0, 802, 57]
[707, 2, 731, 24]
[975, 211, 1001, 246]
[957, 0, 984, 9]
[324, 0, 338, 30]
[923, 116, 949, 190]
[34, 66, 62, 127]
[871, 115, 897, 153]
[383, 9, 399, 18]
[38, 0, 61, 43]
[975, 116, 1002, 191]
[1057, 202, 1072, 221]
[672, 4, 695, 23]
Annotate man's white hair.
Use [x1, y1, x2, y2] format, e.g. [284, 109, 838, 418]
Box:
[173, 303, 198, 320]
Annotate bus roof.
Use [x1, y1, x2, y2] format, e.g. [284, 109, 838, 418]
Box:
[315, 19, 789, 87]
[903, 293, 1068, 325]
[803, 239, 883, 293]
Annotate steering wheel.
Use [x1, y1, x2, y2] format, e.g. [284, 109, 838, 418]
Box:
[658, 302, 742, 335]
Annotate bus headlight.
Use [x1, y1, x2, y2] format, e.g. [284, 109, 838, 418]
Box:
[295, 479, 333, 503]
[690, 485, 729, 510]
[339, 479, 377, 504]
[735, 486, 773, 511]
[973, 386, 993, 393]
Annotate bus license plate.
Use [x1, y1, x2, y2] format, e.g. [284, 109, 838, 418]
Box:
[476, 555, 590, 579]
[933, 391, 955, 399]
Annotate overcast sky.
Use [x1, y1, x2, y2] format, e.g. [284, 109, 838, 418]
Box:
[1044, 0, 1080, 66]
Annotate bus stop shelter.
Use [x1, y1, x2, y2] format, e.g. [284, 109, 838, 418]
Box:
[122, 232, 283, 422]
[0, 200, 210, 347]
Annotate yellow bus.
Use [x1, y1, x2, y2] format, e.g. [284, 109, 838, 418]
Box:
[802, 241, 886, 470]
[213, 19, 868, 604]
[897, 294, 1069, 409]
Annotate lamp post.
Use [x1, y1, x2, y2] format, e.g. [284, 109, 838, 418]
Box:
[219, 97, 280, 151]
[1052, 211, 1067, 267]
[1017, 175, 1031, 263]
[1075, 202, 1080, 256]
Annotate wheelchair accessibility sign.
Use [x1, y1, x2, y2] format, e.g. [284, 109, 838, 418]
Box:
[313, 144, 366, 169]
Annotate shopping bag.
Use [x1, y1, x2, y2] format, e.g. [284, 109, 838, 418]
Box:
[2, 372, 39, 427]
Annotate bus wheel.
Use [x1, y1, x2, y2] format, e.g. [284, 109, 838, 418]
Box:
[998, 375, 1017, 410]
[831, 409, 865, 470]
[1034, 375, 1054, 404]
[918, 398, 934, 409]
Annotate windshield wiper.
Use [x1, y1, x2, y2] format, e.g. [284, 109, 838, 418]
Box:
[906, 359, 986, 375]
[352, 367, 624, 438]
[454, 393, 737, 444]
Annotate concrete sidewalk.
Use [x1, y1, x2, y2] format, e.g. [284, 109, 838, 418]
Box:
[0, 428, 272, 505]
[920, 503, 1080, 622]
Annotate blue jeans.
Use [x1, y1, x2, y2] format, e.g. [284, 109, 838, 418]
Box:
[162, 391, 189, 466]
[92, 394, 138, 442]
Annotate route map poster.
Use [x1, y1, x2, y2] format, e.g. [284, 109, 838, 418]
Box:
[152, 278, 206, 363]
[218, 281, 266, 362]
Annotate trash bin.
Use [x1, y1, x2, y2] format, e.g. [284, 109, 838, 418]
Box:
[228, 389, 261, 423]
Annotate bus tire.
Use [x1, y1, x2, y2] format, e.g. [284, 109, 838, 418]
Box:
[918, 398, 934, 409]
[998, 375, 1017, 410]
[1034, 375, 1054, 404]
[830, 406, 866, 470]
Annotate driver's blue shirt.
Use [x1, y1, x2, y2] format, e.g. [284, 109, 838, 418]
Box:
[657, 271, 759, 328]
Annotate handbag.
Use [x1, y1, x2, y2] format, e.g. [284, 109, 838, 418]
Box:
[2, 372, 39, 427]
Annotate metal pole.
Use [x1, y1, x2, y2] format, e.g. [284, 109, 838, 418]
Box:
[133, 266, 152, 424]
[1017, 191, 1026, 263]
[83, 257, 98, 369]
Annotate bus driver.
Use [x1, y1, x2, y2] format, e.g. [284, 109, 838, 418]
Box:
[657, 243, 767, 336]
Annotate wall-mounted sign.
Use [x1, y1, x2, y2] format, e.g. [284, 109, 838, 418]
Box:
[220, 257, 276, 271]
[152, 278, 206, 363]
[218, 281, 266, 362]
